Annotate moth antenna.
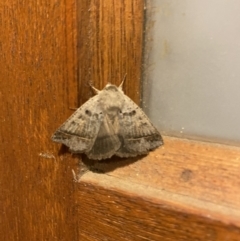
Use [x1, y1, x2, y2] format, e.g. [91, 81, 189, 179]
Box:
[89, 82, 100, 94]
[119, 73, 127, 89]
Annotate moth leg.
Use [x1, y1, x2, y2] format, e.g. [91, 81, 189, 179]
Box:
[88, 164, 106, 174]
[72, 166, 90, 182]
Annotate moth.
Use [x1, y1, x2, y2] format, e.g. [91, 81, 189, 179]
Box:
[51, 79, 163, 160]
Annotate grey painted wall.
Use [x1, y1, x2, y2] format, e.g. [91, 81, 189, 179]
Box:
[143, 0, 240, 145]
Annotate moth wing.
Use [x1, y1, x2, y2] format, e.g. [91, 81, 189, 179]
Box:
[116, 95, 163, 157]
[51, 95, 103, 153]
[86, 115, 121, 160]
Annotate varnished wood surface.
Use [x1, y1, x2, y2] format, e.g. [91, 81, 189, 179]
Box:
[0, 0, 144, 240]
[2, 0, 239, 240]
[75, 136, 240, 240]
[0, 1, 78, 240]
[77, 0, 143, 105]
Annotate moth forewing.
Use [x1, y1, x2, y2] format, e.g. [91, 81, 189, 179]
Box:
[115, 94, 163, 157]
[51, 95, 103, 153]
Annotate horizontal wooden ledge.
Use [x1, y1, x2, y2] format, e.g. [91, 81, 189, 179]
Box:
[75, 136, 240, 240]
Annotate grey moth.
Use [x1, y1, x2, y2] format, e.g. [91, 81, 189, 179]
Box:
[51, 80, 163, 160]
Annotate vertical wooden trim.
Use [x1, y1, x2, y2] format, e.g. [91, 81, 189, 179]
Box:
[65, 0, 78, 109]
[77, 0, 144, 105]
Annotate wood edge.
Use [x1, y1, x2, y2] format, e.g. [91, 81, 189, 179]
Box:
[79, 171, 240, 227]
[75, 135, 240, 228]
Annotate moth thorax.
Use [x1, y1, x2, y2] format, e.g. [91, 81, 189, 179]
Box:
[106, 106, 121, 120]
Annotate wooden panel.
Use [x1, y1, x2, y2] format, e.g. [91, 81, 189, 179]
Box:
[77, 0, 143, 105]
[0, 0, 144, 240]
[75, 136, 240, 240]
[0, 0, 78, 240]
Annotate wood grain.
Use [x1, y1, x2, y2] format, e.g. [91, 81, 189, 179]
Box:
[2, 0, 238, 240]
[75, 136, 240, 241]
[77, 0, 143, 105]
[0, 0, 144, 240]
[0, 0, 78, 240]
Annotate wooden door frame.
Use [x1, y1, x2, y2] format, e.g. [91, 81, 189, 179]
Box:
[74, 1, 240, 240]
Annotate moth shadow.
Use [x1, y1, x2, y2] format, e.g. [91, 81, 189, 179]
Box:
[57, 144, 147, 174]
[57, 144, 70, 156]
[81, 154, 147, 174]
